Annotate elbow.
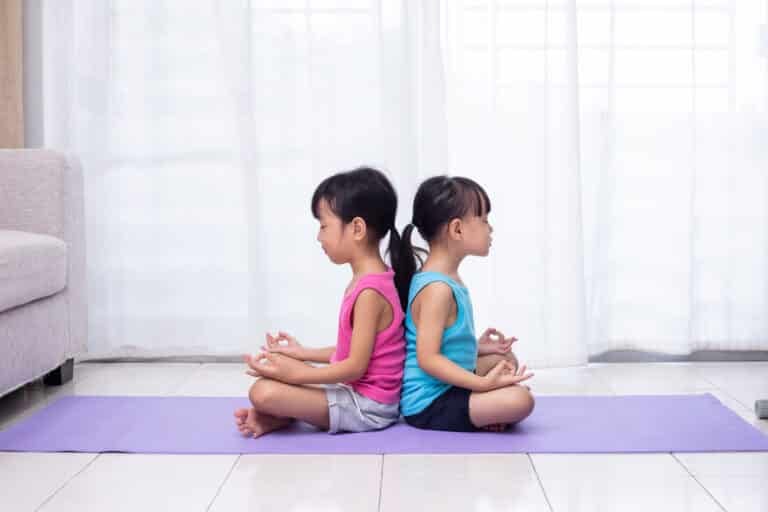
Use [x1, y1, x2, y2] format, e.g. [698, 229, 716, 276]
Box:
[345, 362, 367, 382]
[416, 353, 438, 376]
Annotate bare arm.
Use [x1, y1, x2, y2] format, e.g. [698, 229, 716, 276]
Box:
[294, 289, 384, 385]
[262, 331, 334, 363]
[413, 283, 491, 392]
[299, 346, 336, 364]
[250, 290, 390, 384]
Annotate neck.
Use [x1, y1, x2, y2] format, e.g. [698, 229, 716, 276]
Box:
[421, 243, 464, 280]
[349, 246, 388, 277]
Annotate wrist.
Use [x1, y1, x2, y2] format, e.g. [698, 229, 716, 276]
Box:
[472, 374, 491, 393]
[294, 365, 313, 385]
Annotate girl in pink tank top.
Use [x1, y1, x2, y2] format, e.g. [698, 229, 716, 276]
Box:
[235, 167, 414, 437]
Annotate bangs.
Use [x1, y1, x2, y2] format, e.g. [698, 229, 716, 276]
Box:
[453, 177, 491, 218]
[311, 176, 344, 219]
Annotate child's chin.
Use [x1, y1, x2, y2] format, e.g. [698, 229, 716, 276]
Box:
[326, 254, 345, 265]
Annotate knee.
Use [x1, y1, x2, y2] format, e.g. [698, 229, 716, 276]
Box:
[520, 387, 535, 415]
[249, 378, 279, 409]
[507, 386, 535, 417]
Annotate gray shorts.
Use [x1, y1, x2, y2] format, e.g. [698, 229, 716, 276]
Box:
[325, 384, 400, 434]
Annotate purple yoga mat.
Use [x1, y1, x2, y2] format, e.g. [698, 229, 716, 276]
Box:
[1, 393, 767, 454]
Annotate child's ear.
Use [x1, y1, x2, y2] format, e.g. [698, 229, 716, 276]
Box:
[351, 217, 367, 241]
[447, 218, 463, 241]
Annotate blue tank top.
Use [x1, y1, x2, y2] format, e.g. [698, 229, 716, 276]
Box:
[400, 271, 477, 416]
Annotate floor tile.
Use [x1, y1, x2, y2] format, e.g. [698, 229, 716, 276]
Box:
[210, 454, 381, 512]
[0, 452, 96, 512]
[675, 452, 768, 477]
[381, 454, 550, 512]
[531, 454, 723, 512]
[590, 363, 716, 394]
[45, 363, 201, 398]
[694, 476, 768, 512]
[39, 454, 236, 512]
[528, 366, 615, 396]
[173, 363, 254, 397]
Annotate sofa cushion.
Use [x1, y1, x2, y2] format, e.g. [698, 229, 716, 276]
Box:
[0, 230, 67, 313]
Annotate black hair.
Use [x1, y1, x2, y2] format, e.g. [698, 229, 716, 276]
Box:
[397, 175, 491, 297]
[311, 166, 411, 309]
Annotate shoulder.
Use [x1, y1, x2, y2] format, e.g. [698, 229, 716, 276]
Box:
[353, 287, 390, 315]
[412, 281, 453, 308]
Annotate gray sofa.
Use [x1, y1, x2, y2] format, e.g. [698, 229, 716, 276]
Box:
[0, 150, 87, 397]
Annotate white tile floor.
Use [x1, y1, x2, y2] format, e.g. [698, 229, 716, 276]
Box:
[0, 361, 767, 511]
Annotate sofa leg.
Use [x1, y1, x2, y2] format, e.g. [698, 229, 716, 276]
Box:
[43, 358, 74, 386]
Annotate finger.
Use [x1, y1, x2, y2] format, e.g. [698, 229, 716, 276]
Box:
[247, 351, 269, 366]
[486, 360, 506, 379]
[514, 372, 534, 383]
[248, 365, 275, 378]
[492, 359, 510, 376]
[512, 365, 533, 380]
[242, 354, 258, 369]
[501, 372, 533, 386]
[278, 331, 297, 345]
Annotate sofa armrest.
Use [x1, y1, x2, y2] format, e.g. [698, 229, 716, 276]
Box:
[0, 149, 88, 355]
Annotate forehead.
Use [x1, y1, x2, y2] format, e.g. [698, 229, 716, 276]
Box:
[316, 198, 337, 219]
[458, 187, 489, 218]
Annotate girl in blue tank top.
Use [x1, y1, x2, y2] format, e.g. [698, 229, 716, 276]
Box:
[395, 176, 535, 432]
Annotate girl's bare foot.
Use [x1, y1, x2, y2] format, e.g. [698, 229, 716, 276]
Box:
[236, 407, 292, 438]
[234, 408, 252, 436]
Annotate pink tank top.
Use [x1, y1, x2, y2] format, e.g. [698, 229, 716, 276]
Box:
[330, 269, 405, 404]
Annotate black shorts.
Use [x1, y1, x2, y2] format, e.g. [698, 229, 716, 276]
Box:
[403, 386, 478, 432]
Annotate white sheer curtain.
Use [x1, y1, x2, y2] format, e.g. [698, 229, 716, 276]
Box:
[575, 0, 768, 357]
[38, 0, 768, 366]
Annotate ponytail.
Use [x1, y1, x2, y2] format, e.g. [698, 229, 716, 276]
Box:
[389, 223, 427, 311]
